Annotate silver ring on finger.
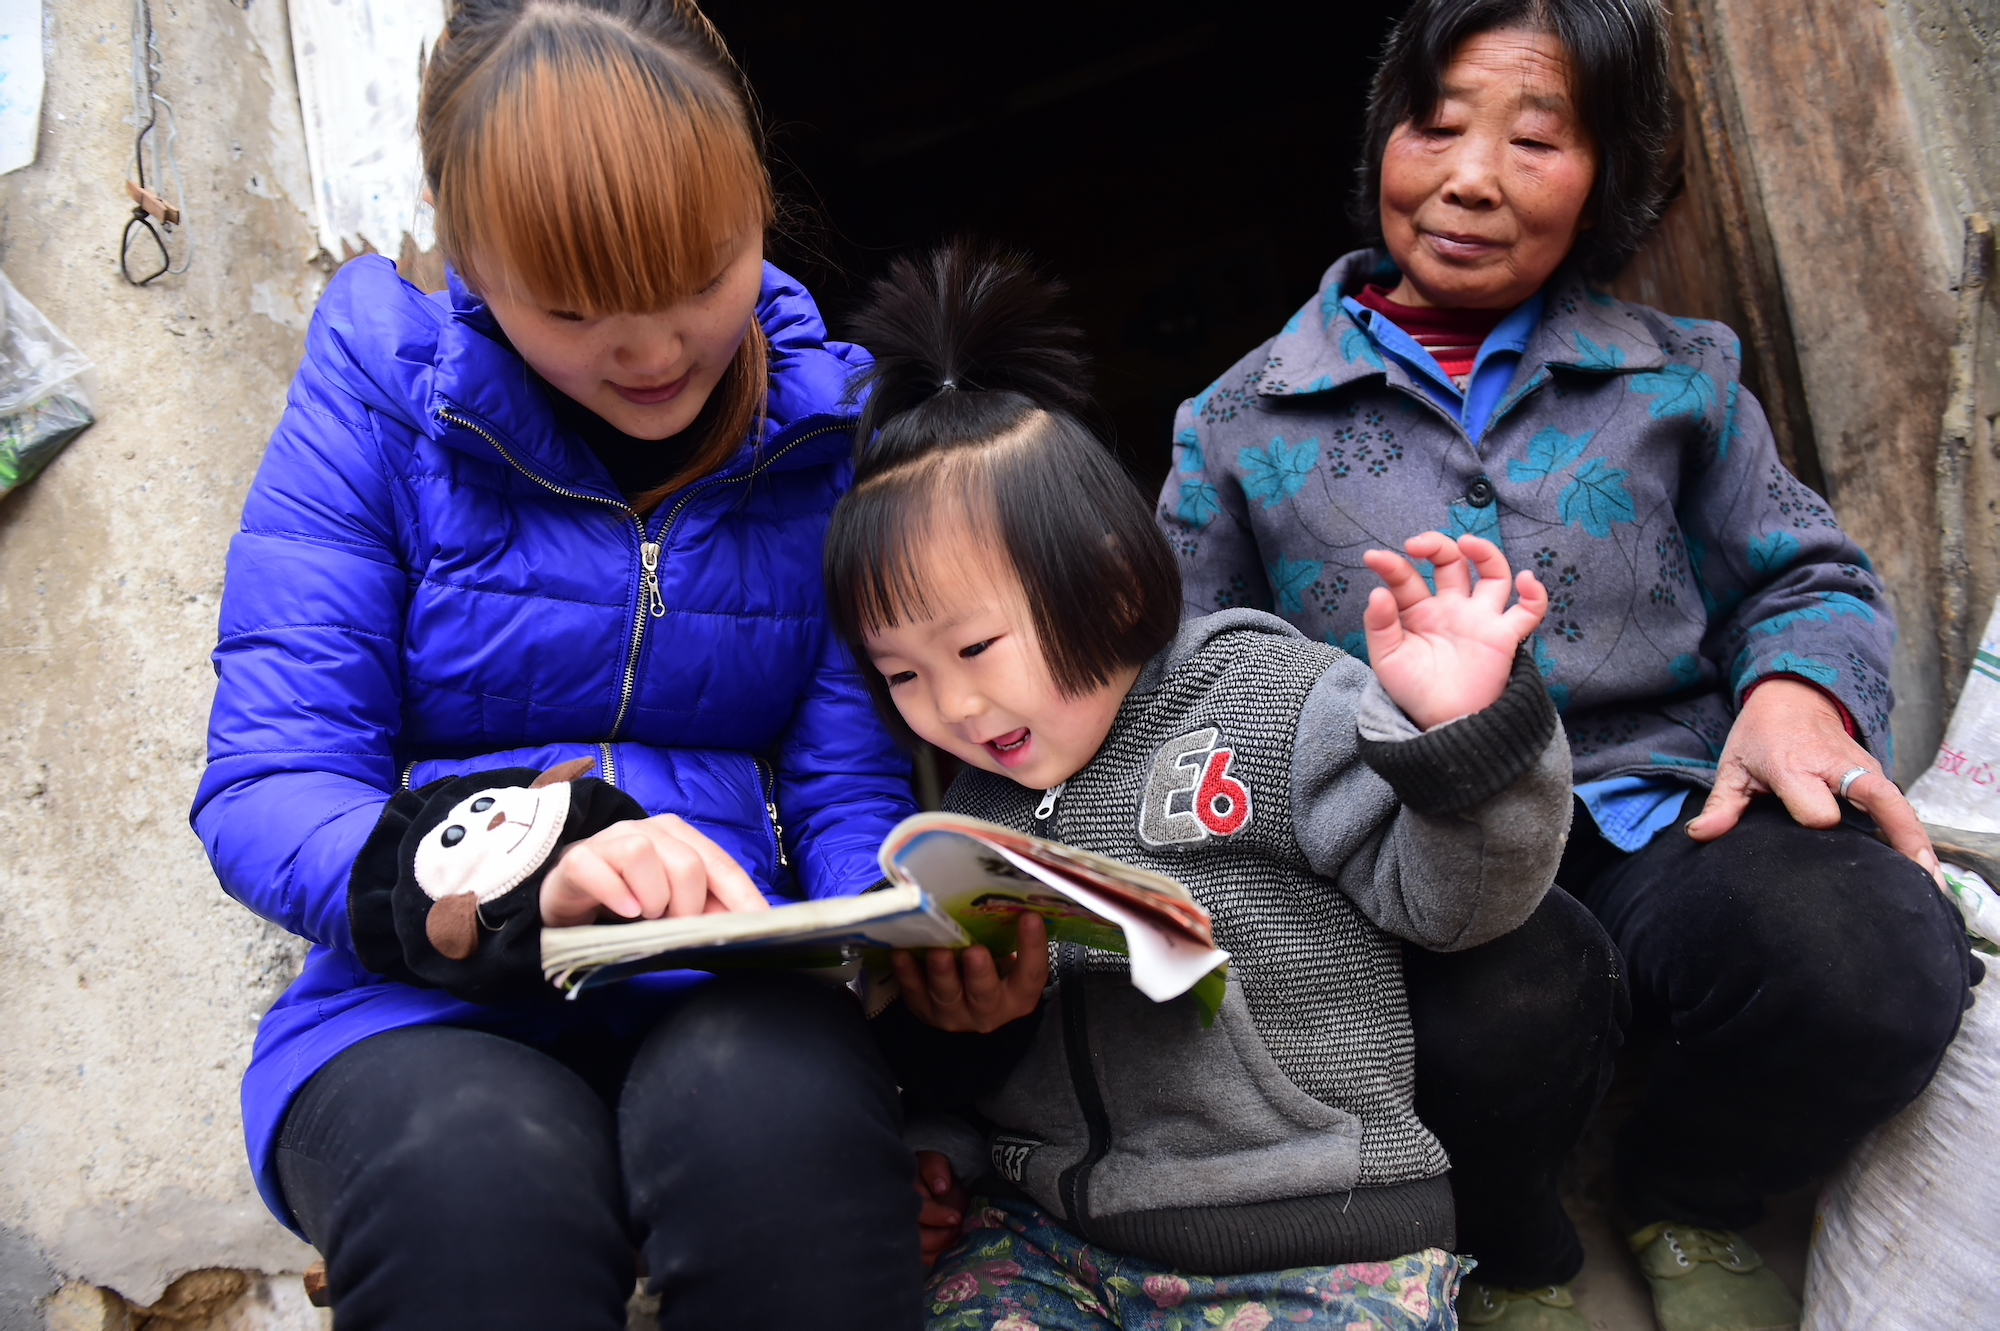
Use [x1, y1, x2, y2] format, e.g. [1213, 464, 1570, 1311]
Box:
[1838, 766, 1872, 801]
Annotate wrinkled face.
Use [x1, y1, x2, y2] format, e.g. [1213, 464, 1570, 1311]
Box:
[413, 784, 572, 904]
[1379, 28, 1598, 310]
[476, 231, 765, 440]
[862, 528, 1137, 793]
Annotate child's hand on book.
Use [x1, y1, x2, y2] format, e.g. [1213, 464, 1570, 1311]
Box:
[1361, 532, 1548, 730]
[893, 911, 1050, 1032]
[540, 814, 772, 927]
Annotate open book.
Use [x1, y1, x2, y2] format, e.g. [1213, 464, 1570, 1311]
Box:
[540, 812, 1230, 1012]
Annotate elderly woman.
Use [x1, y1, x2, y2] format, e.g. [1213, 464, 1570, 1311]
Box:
[1160, 1, 1975, 1328]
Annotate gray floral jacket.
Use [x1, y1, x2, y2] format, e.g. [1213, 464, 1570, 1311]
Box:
[1158, 248, 1895, 785]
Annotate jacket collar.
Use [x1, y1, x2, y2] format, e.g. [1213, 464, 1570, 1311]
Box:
[424, 262, 865, 501]
[1255, 248, 1669, 407]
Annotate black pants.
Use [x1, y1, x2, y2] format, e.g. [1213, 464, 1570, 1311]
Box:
[1408, 796, 1973, 1287]
[276, 973, 924, 1331]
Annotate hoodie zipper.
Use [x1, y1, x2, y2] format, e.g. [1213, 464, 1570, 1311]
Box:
[436, 411, 845, 740]
[1055, 942, 1112, 1228]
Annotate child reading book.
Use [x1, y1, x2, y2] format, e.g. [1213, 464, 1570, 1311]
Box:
[824, 242, 1573, 1329]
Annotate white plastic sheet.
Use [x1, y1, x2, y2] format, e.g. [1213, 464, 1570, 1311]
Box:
[0, 0, 45, 176]
[1803, 988, 2000, 1329]
[1909, 595, 2000, 834]
[288, 0, 443, 257]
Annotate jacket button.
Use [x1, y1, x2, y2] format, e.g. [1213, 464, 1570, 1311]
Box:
[1466, 475, 1497, 508]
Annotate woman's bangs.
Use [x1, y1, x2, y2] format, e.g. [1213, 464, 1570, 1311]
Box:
[447, 45, 771, 315]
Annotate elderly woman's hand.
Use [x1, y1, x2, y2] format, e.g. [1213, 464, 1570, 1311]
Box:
[1686, 678, 1942, 881]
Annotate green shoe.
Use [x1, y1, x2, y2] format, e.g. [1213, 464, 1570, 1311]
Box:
[1628, 1223, 1801, 1331]
[1457, 1280, 1586, 1329]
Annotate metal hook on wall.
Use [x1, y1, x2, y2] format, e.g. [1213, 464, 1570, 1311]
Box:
[120, 0, 193, 287]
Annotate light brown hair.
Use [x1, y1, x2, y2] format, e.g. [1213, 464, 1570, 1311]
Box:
[420, 0, 774, 510]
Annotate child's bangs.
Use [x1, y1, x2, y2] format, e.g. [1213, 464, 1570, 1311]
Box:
[443, 32, 771, 315]
[837, 462, 1004, 638]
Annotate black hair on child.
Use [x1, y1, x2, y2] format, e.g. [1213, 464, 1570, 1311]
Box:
[826, 240, 1182, 729]
[1352, 0, 1672, 281]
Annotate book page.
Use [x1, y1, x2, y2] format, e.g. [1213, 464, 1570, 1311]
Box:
[992, 845, 1230, 1002]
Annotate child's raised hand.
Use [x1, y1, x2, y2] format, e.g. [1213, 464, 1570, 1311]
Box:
[892, 911, 1050, 1033]
[1360, 533, 1548, 730]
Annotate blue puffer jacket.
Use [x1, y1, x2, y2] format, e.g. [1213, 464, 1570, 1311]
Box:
[191, 255, 916, 1227]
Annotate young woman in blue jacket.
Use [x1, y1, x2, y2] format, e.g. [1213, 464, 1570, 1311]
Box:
[189, 4, 923, 1326]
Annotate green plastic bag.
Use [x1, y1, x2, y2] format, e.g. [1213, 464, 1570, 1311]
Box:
[0, 269, 93, 500]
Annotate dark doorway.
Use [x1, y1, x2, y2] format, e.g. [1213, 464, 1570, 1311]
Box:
[705, 1, 1406, 494]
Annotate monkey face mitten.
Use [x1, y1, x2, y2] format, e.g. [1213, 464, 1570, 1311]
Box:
[347, 757, 648, 1004]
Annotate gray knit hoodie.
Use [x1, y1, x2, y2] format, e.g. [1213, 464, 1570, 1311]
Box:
[926, 608, 1570, 1274]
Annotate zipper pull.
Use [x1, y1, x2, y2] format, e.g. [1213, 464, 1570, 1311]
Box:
[767, 799, 790, 867]
[640, 541, 665, 618]
[1033, 781, 1067, 822]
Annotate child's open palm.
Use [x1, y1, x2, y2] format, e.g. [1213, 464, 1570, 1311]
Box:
[1361, 533, 1548, 730]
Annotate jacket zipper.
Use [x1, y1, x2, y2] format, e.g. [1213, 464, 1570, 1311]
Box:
[1054, 942, 1112, 1229]
[1033, 781, 1067, 824]
[755, 757, 789, 868]
[597, 741, 618, 788]
[436, 411, 846, 741]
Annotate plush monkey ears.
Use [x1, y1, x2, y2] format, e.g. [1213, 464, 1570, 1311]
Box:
[531, 757, 596, 789]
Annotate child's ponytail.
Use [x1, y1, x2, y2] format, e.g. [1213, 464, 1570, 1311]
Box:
[827, 241, 1182, 721]
[845, 241, 1093, 468]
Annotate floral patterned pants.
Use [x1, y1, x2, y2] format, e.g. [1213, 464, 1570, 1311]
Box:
[925, 1195, 1468, 1331]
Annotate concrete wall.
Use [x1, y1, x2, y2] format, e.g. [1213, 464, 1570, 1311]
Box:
[0, 0, 327, 1324]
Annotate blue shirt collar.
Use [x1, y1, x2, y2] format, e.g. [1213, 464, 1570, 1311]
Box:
[1340, 291, 1545, 445]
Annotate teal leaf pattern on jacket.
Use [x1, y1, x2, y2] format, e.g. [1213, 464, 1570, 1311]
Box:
[1531, 633, 1570, 710]
[1268, 556, 1322, 615]
[1766, 652, 1840, 689]
[1670, 653, 1702, 688]
[1748, 530, 1802, 578]
[1340, 326, 1387, 371]
[1176, 481, 1220, 529]
[1302, 374, 1336, 393]
[1175, 427, 1205, 474]
[1320, 286, 1346, 329]
[1332, 630, 1369, 663]
[1572, 333, 1627, 371]
[1241, 436, 1320, 509]
[1447, 500, 1503, 546]
[1557, 458, 1638, 538]
[1750, 589, 1880, 637]
[1818, 590, 1877, 621]
[1508, 428, 1594, 483]
[1631, 362, 1717, 420]
[1718, 380, 1743, 459]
